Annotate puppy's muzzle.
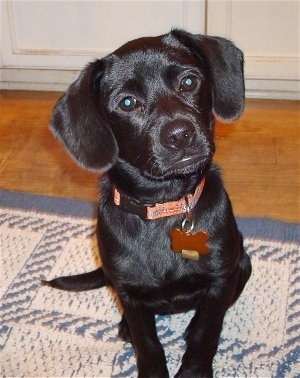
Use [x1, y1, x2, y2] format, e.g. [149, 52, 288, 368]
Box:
[160, 121, 196, 150]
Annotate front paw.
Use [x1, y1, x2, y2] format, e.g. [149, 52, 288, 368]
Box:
[175, 365, 213, 378]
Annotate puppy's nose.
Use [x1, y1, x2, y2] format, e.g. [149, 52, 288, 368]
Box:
[161, 121, 195, 150]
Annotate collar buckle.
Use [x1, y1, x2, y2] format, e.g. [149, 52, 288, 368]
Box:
[114, 189, 153, 219]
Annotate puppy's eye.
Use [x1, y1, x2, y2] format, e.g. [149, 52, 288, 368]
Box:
[179, 76, 199, 93]
[119, 96, 139, 112]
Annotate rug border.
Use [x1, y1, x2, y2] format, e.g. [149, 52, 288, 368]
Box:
[0, 189, 97, 218]
[0, 189, 299, 243]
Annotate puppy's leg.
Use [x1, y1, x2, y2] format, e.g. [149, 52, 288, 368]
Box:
[122, 302, 169, 378]
[176, 284, 235, 378]
[118, 315, 132, 343]
[233, 248, 252, 304]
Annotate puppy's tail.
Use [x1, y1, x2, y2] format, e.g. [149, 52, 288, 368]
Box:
[41, 267, 108, 292]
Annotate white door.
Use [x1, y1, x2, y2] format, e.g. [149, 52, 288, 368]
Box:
[207, 0, 299, 99]
[1, 0, 299, 99]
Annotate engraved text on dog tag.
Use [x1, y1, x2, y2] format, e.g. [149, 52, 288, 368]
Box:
[170, 228, 210, 260]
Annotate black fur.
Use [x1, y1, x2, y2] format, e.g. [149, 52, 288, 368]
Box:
[45, 29, 251, 378]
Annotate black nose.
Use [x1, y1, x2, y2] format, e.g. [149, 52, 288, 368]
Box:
[160, 121, 195, 150]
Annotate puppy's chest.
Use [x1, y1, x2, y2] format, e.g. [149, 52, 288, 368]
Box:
[123, 266, 207, 313]
[117, 252, 208, 312]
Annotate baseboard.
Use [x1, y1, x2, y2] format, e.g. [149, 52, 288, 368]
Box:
[1, 67, 299, 100]
[0, 68, 79, 92]
[245, 78, 300, 100]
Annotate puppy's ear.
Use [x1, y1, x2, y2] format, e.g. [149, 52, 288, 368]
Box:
[50, 60, 118, 172]
[172, 29, 245, 122]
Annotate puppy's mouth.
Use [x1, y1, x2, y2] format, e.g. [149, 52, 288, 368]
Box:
[145, 153, 211, 179]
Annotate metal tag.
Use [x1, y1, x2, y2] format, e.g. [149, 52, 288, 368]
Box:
[170, 228, 210, 260]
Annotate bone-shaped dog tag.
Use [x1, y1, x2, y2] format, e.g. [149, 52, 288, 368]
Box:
[170, 228, 210, 260]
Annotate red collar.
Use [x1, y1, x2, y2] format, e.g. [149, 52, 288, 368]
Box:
[113, 176, 206, 220]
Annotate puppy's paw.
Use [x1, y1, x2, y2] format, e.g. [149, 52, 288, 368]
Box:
[175, 365, 213, 378]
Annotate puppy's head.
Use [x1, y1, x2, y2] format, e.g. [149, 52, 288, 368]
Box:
[50, 29, 244, 179]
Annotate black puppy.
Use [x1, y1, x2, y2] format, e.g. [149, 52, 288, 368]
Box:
[44, 29, 251, 378]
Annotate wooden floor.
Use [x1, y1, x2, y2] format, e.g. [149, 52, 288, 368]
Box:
[1, 90, 299, 223]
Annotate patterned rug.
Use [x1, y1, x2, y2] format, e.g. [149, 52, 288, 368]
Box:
[0, 190, 299, 377]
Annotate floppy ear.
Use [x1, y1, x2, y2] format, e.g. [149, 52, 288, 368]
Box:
[172, 29, 245, 122]
[50, 60, 118, 172]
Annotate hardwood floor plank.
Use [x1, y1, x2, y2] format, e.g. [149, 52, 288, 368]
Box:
[0, 90, 299, 222]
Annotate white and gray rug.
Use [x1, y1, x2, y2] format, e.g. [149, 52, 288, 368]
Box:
[0, 190, 299, 377]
